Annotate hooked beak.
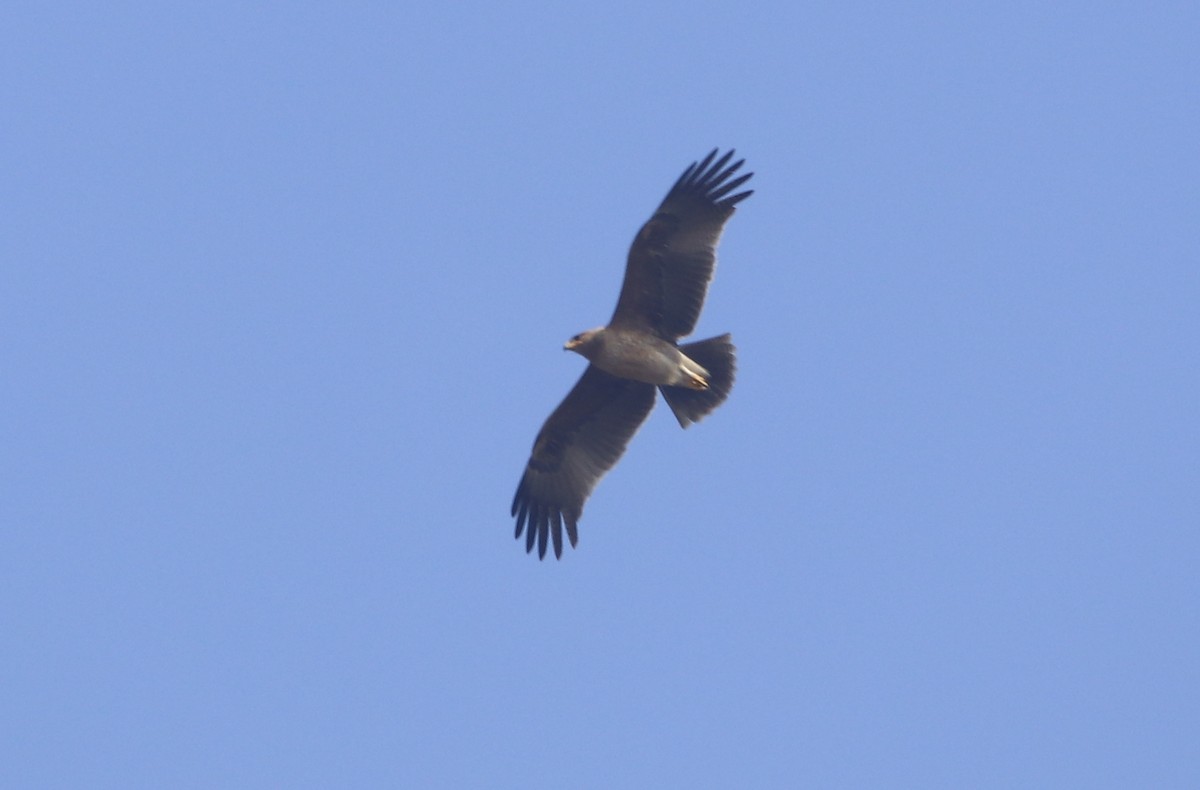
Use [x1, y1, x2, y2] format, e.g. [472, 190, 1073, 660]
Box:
[563, 338, 580, 351]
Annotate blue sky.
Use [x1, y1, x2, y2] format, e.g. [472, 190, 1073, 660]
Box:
[3, 2, 1197, 786]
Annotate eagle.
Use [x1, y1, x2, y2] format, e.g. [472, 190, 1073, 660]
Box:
[511, 149, 753, 559]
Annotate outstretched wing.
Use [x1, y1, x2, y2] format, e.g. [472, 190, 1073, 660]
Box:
[512, 365, 656, 559]
[609, 149, 753, 340]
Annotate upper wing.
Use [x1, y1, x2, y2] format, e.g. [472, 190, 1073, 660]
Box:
[512, 365, 656, 559]
[608, 149, 753, 340]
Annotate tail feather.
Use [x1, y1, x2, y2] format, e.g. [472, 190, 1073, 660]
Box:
[660, 334, 736, 428]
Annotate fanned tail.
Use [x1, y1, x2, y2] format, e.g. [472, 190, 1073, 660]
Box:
[659, 334, 736, 428]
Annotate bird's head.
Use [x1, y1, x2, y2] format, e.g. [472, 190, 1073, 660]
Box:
[564, 327, 605, 356]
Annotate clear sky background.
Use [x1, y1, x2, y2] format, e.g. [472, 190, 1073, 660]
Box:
[3, 2, 1197, 787]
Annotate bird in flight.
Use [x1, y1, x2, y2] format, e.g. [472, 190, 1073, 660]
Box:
[511, 149, 753, 559]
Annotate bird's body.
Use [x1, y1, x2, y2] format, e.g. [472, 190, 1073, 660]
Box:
[512, 149, 753, 559]
[566, 327, 710, 390]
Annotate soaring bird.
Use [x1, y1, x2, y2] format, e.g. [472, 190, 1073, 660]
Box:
[511, 149, 753, 559]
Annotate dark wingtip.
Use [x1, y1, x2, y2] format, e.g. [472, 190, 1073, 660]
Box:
[672, 148, 716, 193]
[512, 483, 574, 560]
[525, 516, 537, 553]
[551, 511, 563, 559]
[697, 149, 735, 186]
[668, 148, 753, 208]
[536, 518, 549, 559]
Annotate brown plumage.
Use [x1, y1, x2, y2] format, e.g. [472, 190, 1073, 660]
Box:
[512, 149, 753, 559]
